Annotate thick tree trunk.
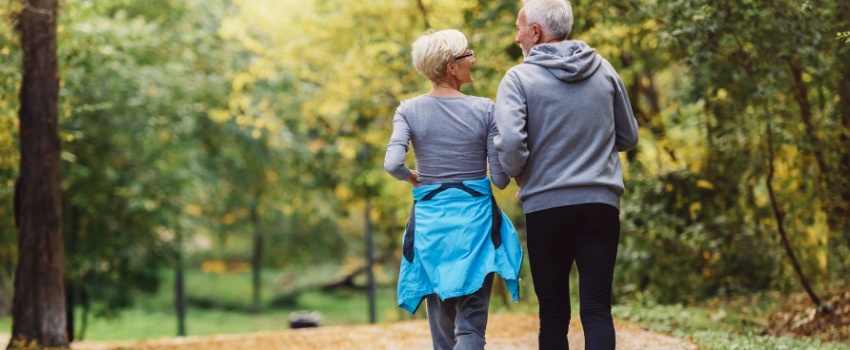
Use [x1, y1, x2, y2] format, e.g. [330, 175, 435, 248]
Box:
[9, 0, 68, 348]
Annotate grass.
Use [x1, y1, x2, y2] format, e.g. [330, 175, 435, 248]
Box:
[1, 268, 405, 341]
[614, 299, 850, 350]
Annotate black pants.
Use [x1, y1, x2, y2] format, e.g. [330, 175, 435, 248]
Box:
[526, 203, 620, 350]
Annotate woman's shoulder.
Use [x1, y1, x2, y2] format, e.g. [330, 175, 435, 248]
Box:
[467, 95, 494, 105]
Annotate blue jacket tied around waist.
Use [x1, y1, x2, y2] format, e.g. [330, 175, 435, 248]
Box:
[397, 177, 524, 314]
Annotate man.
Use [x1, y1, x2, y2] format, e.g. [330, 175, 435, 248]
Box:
[493, 0, 639, 349]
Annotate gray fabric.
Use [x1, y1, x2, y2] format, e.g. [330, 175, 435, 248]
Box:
[494, 40, 639, 214]
[385, 95, 509, 189]
[426, 273, 494, 350]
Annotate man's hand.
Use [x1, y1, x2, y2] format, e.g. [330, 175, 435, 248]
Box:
[514, 175, 522, 198]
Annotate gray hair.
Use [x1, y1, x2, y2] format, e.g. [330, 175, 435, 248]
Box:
[521, 0, 573, 41]
[411, 29, 468, 83]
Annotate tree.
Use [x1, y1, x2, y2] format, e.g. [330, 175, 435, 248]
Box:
[8, 0, 68, 348]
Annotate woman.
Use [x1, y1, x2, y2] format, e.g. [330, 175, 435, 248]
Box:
[384, 29, 524, 350]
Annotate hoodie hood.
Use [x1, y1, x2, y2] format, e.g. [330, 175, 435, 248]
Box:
[523, 40, 601, 82]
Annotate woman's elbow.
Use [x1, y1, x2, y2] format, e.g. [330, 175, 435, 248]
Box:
[384, 161, 406, 180]
[492, 176, 510, 190]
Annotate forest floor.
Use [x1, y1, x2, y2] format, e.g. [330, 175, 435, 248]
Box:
[1, 314, 696, 350]
[765, 288, 850, 343]
[3, 289, 849, 349]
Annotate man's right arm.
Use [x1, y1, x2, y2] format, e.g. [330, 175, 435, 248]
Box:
[494, 70, 530, 177]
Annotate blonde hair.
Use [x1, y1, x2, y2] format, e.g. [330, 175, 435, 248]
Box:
[411, 29, 468, 83]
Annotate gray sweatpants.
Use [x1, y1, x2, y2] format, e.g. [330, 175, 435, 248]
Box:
[425, 273, 495, 350]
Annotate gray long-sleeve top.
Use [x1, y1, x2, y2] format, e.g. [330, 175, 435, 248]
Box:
[495, 40, 639, 213]
[384, 95, 509, 189]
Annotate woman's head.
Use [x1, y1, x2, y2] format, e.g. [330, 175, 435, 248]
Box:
[412, 29, 470, 83]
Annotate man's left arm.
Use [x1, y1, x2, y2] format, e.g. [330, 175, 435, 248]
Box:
[611, 69, 639, 152]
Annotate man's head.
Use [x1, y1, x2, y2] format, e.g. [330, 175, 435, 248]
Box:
[515, 0, 573, 57]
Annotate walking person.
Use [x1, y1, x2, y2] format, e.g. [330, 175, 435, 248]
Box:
[384, 29, 524, 350]
[493, 0, 639, 349]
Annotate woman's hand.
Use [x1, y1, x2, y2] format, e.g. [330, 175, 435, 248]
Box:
[405, 170, 420, 187]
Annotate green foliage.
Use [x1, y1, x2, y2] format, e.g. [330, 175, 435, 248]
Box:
[1, 0, 849, 336]
[615, 302, 850, 350]
[0, 1, 21, 315]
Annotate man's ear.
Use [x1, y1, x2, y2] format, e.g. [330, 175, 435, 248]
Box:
[531, 23, 544, 44]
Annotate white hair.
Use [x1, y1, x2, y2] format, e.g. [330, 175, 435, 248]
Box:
[521, 0, 573, 41]
[411, 29, 468, 83]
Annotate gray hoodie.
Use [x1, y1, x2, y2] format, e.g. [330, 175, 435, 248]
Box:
[494, 40, 638, 214]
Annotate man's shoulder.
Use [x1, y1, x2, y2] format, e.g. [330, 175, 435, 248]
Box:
[503, 62, 547, 83]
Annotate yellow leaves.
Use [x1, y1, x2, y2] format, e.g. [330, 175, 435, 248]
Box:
[232, 72, 254, 94]
[219, 208, 249, 226]
[689, 202, 702, 219]
[338, 141, 358, 160]
[715, 88, 728, 100]
[281, 204, 294, 215]
[158, 129, 171, 143]
[368, 205, 380, 223]
[221, 213, 237, 225]
[219, 18, 265, 55]
[696, 180, 715, 190]
[335, 184, 353, 201]
[209, 109, 232, 122]
[201, 260, 227, 274]
[184, 204, 203, 217]
[264, 169, 278, 182]
[642, 19, 660, 31]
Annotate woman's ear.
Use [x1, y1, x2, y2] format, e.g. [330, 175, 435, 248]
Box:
[446, 62, 456, 76]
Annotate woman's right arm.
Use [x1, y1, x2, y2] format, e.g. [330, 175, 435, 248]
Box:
[384, 105, 414, 182]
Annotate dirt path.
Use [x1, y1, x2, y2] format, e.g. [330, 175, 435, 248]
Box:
[52, 314, 696, 349]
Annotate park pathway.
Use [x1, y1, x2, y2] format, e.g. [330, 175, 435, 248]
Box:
[51, 313, 697, 350]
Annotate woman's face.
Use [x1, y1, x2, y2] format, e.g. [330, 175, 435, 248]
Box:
[454, 48, 476, 84]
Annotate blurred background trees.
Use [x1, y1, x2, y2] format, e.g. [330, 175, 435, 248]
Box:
[0, 0, 848, 342]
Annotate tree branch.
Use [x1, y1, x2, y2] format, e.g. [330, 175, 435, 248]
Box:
[416, 0, 430, 30]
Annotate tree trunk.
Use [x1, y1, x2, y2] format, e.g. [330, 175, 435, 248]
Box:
[9, 0, 68, 348]
[251, 203, 262, 312]
[365, 200, 376, 324]
[175, 233, 186, 337]
[727, 32, 826, 312]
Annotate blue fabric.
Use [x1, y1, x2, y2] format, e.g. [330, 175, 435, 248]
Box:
[397, 177, 524, 314]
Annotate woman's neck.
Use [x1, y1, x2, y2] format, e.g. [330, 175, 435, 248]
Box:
[428, 81, 465, 97]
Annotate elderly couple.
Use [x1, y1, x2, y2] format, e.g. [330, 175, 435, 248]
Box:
[383, 0, 639, 349]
